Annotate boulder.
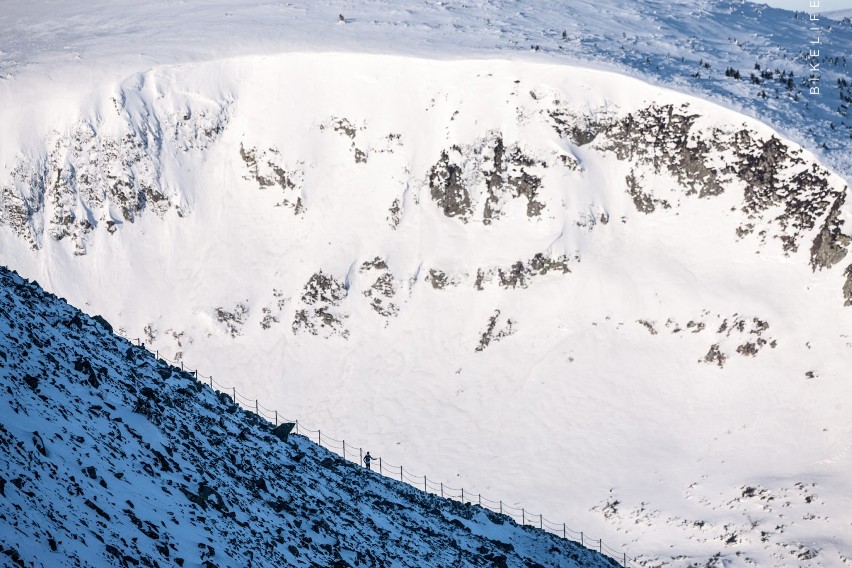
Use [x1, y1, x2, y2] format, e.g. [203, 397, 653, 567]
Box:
[271, 422, 296, 443]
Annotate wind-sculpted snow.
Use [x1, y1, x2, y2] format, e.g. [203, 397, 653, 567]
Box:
[0, 267, 617, 567]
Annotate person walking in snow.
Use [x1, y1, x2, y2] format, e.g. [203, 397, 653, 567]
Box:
[363, 452, 373, 470]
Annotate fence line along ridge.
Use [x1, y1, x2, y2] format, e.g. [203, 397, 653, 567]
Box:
[125, 335, 641, 568]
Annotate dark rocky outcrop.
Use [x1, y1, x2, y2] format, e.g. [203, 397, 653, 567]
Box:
[292, 271, 349, 338]
[810, 193, 850, 271]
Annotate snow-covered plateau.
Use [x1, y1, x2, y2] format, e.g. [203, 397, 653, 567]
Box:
[1, 1, 851, 567]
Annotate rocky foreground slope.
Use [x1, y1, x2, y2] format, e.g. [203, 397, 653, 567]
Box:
[0, 266, 617, 567]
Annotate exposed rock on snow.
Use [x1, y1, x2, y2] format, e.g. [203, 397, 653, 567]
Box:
[810, 194, 850, 270]
[215, 303, 249, 338]
[1, 99, 230, 253]
[475, 310, 517, 352]
[359, 257, 401, 319]
[239, 144, 305, 214]
[475, 253, 573, 290]
[427, 134, 548, 224]
[292, 271, 349, 338]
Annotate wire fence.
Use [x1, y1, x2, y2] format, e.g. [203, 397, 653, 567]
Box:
[125, 336, 641, 567]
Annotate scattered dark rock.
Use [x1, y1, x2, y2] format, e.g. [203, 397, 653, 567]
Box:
[429, 149, 473, 221]
[23, 374, 39, 390]
[239, 144, 303, 214]
[32, 432, 46, 457]
[637, 320, 658, 335]
[73, 357, 99, 388]
[427, 269, 451, 289]
[626, 170, 670, 213]
[476, 310, 516, 352]
[737, 342, 759, 357]
[215, 303, 249, 338]
[140, 387, 157, 400]
[84, 498, 111, 521]
[292, 272, 349, 338]
[0, 546, 26, 568]
[703, 344, 726, 368]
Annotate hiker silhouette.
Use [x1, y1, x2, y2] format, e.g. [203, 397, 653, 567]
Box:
[363, 452, 373, 470]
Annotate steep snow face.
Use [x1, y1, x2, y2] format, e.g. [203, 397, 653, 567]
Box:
[0, 266, 616, 567]
[0, 54, 851, 567]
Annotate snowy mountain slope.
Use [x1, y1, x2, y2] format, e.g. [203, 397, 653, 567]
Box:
[0, 266, 621, 568]
[825, 9, 852, 21]
[0, 51, 850, 568]
[0, 0, 850, 179]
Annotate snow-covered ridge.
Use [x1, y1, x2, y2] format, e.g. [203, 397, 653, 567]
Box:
[1, 0, 850, 179]
[1, 52, 850, 567]
[0, 265, 623, 567]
